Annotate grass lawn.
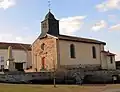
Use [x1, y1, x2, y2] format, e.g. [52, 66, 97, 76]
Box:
[0, 84, 120, 92]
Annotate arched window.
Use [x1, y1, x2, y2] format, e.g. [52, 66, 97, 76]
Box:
[92, 46, 96, 59]
[41, 43, 45, 50]
[70, 44, 75, 58]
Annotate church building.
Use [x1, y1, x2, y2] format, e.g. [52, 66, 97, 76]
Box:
[32, 11, 116, 72]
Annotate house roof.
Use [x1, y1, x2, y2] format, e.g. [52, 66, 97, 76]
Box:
[57, 34, 106, 45]
[0, 42, 31, 51]
[101, 51, 116, 56]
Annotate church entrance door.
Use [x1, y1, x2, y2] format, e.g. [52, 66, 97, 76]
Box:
[41, 57, 45, 69]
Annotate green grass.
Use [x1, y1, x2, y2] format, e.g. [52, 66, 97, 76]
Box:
[0, 84, 119, 92]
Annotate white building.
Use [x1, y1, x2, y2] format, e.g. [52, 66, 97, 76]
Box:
[0, 42, 32, 71]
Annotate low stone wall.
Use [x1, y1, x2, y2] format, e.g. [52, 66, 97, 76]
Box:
[64, 69, 120, 84]
[0, 70, 120, 84]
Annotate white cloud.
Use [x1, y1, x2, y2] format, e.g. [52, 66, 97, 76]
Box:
[0, 33, 36, 44]
[108, 14, 117, 19]
[109, 24, 120, 31]
[96, 0, 120, 12]
[91, 20, 107, 31]
[0, 0, 16, 10]
[108, 14, 118, 23]
[0, 25, 38, 44]
[59, 16, 86, 35]
[0, 33, 37, 44]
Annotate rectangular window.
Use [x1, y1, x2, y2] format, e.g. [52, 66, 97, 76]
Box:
[110, 56, 113, 64]
[1, 65, 4, 69]
[1, 56, 4, 62]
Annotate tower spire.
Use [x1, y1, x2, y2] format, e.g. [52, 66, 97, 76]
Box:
[48, 0, 51, 12]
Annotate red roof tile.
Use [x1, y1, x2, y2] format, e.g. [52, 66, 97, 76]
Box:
[0, 42, 31, 51]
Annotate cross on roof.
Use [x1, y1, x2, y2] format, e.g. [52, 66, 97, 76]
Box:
[48, 0, 51, 12]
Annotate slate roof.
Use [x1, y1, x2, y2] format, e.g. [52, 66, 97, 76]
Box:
[0, 42, 31, 51]
[57, 34, 106, 45]
[45, 11, 55, 19]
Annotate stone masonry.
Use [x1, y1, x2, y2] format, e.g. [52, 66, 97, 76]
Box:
[32, 36, 57, 72]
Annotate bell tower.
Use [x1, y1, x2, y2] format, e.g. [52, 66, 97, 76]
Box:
[40, 11, 59, 37]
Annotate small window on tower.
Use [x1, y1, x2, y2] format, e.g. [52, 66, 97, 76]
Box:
[43, 23, 47, 28]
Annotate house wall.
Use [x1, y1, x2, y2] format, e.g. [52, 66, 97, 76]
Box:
[0, 49, 31, 69]
[58, 40, 102, 68]
[101, 53, 108, 69]
[26, 51, 32, 68]
[58, 40, 116, 70]
[32, 36, 57, 72]
[106, 56, 116, 70]
[101, 53, 116, 70]
[116, 61, 120, 69]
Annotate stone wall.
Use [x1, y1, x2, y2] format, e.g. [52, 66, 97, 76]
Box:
[64, 69, 120, 84]
[60, 64, 101, 71]
[0, 70, 120, 84]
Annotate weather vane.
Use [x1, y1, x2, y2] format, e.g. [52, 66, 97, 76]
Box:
[48, 0, 51, 12]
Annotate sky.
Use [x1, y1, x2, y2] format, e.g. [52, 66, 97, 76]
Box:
[0, 0, 120, 60]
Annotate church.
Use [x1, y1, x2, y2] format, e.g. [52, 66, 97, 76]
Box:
[32, 11, 116, 72]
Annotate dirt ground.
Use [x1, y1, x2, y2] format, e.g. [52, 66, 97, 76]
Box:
[0, 84, 120, 92]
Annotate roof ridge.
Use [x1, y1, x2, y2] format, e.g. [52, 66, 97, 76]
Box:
[0, 42, 31, 45]
[59, 34, 102, 41]
[58, 34, 106, 45]
[0, 42, 31, 51]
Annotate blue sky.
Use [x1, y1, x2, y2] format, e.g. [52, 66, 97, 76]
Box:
[0, 0, 120, 60]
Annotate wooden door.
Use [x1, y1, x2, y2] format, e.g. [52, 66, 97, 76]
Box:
[41, 57, 45, 69]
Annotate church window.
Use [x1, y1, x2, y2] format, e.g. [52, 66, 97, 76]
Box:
[92, 46, 96, 59]
[70, 44, 75, 58]
[41, 43, 45, 50]
[43, 23, 47, 28]
[110, 56, 113, 64]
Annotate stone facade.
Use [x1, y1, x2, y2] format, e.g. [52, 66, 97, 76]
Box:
[32, 36, 57, 72]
